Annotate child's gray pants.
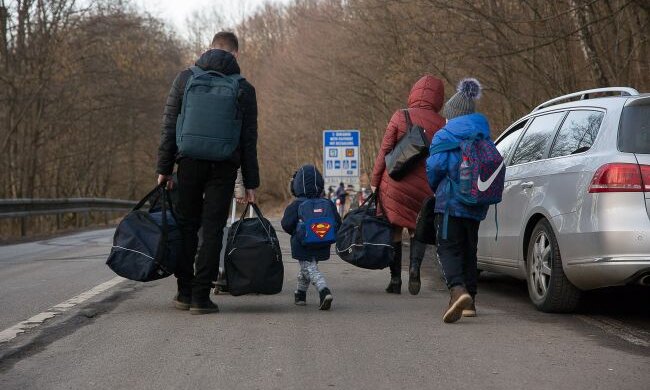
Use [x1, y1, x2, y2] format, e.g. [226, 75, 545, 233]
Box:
[296, 260, 328, 292]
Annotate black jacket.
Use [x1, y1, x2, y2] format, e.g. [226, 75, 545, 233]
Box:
[281, 165, 341, 262]
[157, 49, 260, 189]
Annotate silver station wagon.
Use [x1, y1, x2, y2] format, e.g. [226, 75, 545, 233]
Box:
[477, 87, 650, 312]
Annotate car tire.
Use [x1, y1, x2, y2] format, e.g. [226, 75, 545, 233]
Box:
[526, 219, 581, 313]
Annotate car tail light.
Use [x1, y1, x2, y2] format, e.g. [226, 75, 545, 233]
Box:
[588, 163, 644, 193]
[641, 165, 650, 192]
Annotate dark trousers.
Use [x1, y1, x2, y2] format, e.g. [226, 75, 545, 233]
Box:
[435, 213, 480, 296]
[175, 158, 237, 299]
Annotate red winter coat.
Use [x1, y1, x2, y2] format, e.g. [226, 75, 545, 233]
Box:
[371, 75, 445, 230]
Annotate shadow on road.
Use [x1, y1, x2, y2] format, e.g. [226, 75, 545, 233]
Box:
[478, 271, 650, 321]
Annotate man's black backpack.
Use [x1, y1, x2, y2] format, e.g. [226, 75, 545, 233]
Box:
[225, 203, 283, 296]
[384, 109, 430, 180]
[106, 185, 181, 282]
[335, 192, 394, 269]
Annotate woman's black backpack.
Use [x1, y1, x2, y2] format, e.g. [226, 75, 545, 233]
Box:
[225, 203, 284, 296]
[335, 192, 394, 269]
[106, 185, 181, 282]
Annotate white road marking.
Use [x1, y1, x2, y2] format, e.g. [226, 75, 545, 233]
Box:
[0, 276, 125, 343]
[576, 315, 650, 348]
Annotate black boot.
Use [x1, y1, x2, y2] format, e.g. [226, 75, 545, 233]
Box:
[319, 288, 333, 310]
[190, 286, 219, 315]
[408, 238, 427, 295]
[385, 241, 402, 294]
[190, 296, 220, 315]
[294, 290, 307, 306]
[173, 279, 192, 310]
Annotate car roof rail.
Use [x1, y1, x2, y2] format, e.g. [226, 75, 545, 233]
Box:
[532, 87, 640, 112]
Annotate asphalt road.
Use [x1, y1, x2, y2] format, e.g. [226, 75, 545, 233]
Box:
[0, 226, 648, 390]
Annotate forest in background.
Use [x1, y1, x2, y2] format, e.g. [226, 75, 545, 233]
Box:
[1, 0, 648, 206]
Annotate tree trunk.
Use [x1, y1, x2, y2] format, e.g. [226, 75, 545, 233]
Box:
[569, 0, 610, 87]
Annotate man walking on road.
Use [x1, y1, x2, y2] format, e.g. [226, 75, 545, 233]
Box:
[157, 32, 259, 314]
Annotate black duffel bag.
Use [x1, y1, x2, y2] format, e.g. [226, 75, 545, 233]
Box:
[414, 196, 437, 245]
[335, 191, 394, 269]
[225, 203, 283, 296]
[106, 185, 181, 282]
[384, 109, 430, 180]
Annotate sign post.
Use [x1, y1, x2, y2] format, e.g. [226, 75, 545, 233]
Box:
[323, 130, 361, 191]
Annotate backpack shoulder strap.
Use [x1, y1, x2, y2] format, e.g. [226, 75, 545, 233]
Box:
[229, 73, 245, 82]
[430, 141, 460, 155]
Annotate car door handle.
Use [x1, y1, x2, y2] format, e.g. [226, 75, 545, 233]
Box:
[521, 181, 534, 189]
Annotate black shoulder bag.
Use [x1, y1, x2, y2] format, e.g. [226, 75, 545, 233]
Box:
[384, 109, 430, 180]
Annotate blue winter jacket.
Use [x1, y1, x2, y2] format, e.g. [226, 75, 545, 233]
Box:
[426, 113, 491, 221]
[281, 165, 341, 261]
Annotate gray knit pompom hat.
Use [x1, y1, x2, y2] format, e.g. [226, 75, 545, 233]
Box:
[442, 78, 482, 120]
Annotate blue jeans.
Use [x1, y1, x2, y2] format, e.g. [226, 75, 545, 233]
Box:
[435, 214, 480, 296]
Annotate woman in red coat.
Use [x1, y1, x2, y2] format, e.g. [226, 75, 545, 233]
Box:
[371, 75, 445, 295]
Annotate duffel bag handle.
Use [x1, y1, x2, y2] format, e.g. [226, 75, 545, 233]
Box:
[133, 184, 165, 211]
[358, 190, 386, 216]
[133, 184, 175, 243]
[231, 202, 273, 243]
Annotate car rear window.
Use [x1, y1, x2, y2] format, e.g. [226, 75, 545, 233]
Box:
[549, 110, 604, 158]
[619, 101, 650, 154]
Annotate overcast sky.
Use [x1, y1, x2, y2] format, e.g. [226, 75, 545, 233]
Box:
[132, 0, 292, 35]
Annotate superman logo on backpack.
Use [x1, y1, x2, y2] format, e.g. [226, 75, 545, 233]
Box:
[297, 199, 337, 247]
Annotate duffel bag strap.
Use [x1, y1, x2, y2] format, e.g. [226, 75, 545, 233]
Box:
[374, 189, 387, 215]
[133, 184, 165, 211]
[358, 190, 376, 209]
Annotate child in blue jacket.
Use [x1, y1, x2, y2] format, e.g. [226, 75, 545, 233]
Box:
[281, 164, 341, 310]
[426, 78, 490, 323]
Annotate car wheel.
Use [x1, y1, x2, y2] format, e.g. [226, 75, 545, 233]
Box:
[526, 219, 581, 313]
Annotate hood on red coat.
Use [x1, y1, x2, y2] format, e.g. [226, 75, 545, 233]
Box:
[407, 75, 444, 112]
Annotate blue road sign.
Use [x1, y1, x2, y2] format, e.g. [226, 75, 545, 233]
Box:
[323, 130, 360, 189]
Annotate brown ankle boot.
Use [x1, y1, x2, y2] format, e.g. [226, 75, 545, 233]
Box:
[463, 296, 477, 317]
[443, 286, 472, 323]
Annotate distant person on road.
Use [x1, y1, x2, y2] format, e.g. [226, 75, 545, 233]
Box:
[281, 165, 341, 310]
[156, 31, 259, 314]
[426, 78, 488, 323]
[335, 182, 347, 215]
[327, 186, 335, 203]
[371, 75, 445, 295]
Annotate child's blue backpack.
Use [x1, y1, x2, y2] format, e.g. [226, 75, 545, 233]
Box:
[296, 198, 337, 247]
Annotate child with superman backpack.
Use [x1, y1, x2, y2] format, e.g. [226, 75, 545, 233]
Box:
[281, 164, 341, 310]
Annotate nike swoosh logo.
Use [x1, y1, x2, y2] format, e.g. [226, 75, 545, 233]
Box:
[477, 161, 505, 192]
